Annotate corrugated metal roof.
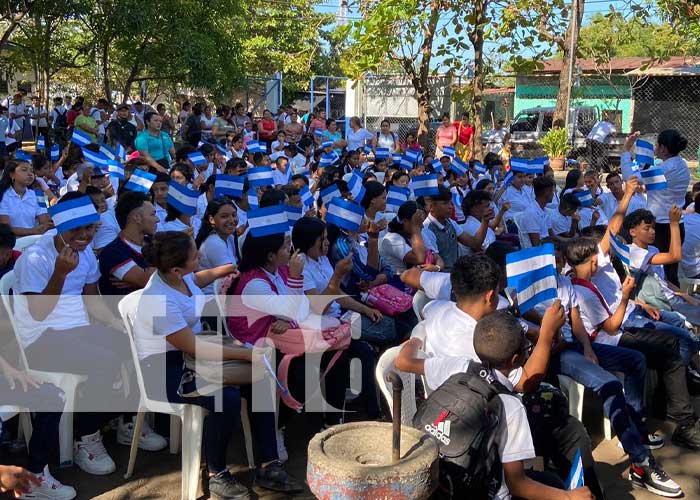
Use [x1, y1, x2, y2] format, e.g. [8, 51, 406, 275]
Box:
[533, 56, 700, 75]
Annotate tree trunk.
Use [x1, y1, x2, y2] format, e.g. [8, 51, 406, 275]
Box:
[415, 88, 431, 149]
[101, 40, 111, 102]
[553, 0, 585, 125]
[469, 0, 488, 161]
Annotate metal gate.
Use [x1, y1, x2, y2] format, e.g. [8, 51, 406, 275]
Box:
[245, 71, 283, 119]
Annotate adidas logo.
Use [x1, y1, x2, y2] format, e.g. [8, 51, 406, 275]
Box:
[425, 410, 451, 445]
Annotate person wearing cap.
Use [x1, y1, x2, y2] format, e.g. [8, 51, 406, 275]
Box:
[106, 103, 137, 150]
[134, 111, 175, 173]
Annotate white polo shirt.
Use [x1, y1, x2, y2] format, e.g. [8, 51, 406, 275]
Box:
[198, 232, 238, 295]
[421, 214, 464, 256]
[629, 243, 675, 300]
[462, 216, 495, 250]
[547, 208, 574, 236]
[499, 185, 531, 216]
[519, 203, 550, 241]
[0, 187, 47, 229]
[380, 232, 412, 274]
[598, 192, 647, 220]
[14, 233, 99, 348]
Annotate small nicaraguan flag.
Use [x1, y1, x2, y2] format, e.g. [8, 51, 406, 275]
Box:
[300, 185, 314, 208]
[215, 174, 244, 198]
[565, 448, 584, 490]
[125, 168, 156, 193]
[375, 147, 390, 160]
[248, 140, 266, 154]
[386, 186, 410, 213]
[347, 170, 366, 204]
[326, 197, 364, 232]
[431, 158, 444, 174]
[452, 190, 465, 213]
[529, 157, 547, 174]
[509, 158, 529, 173]
[609, 233, 631, 267]
[400, 155, 414, 170]
[248, 205, 289, 237]
[188, 152, 207, 167]
[575, 189, 594, 207]
[116, 143, 127, 162]
[405, 149, 420, 164]
[314, 129, 324, 138]
[107, 160, 125, 179]
[284, 205, 303, 230]
[34, 190, 48, 209]
[320, 183, 341, 206]
[363, 145, 372, 155]
[99, 144, 116, 161]
[15, 150, 31, 161]
[167, 181, 199, 216]
[629, 161, 640, 175]
[48, 195, 99, 234]
[247, 166, 274, 187]
[82, 147, 109, 168]
[506, 243, 557, 314]
[640, 168, 667, 191]
[502, 170, 514, 186]
[412, 174, 440, 197]
[247, 188, 259, 210]
[50, 144, 60, 161]
[71, 129, 92, 146]
[635, 139, 654, 166]
[474, 161, 487, 175]
[321, 140, 334, 149]
[450, 158, 468, 176]
[392, 152, 402, 163]
[36, 136, 45, 150]
[319, 152, 338, 167]
[441, 146, 455, 158]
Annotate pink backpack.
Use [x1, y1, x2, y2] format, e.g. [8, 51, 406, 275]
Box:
[361, 284, 413, 316]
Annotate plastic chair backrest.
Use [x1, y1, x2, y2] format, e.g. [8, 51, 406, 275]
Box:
[0, 271, 30, 370]
[514, 213, 532, 249]
[14, 235, 41, 252]
[375, 346, 418, 425]
[117, 290, 151, 403]
[212, 278, 232, 336]
[412, 290, 431, 321]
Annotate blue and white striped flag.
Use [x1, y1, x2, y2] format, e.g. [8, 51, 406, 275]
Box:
[320, 184, 341, 206]
[575, 189, 594, 207]
[609, 233, 631, 267]
[629, 161, 640, 175]
[188, 152, 207, 167]
[431, 158, 444, 174]
[565, 448, 584, 490]
[386, 186, 410, 213]
[15, 150, 31, 161]
[247, 166, 274, 187]
[506, 243, 558, 314]
[314, 129, 325, 138]
[392, 152, 402, 164]
[116, 143, 127, 162]
[441, 146, 455, 158]
[82, 148, 109, 168]
[474, 161, 487, 175]
[321, 140, 334, 149]
[167, 181, 199, 216]
[450, 158, 468, 176]
[319, 152, 338, 167]
[502, 170, 514, 186]
[363, 145, 372, 155]
[107, 160, 125, 180]
[529, 157, 547, 174]
[248, 140, 266, 154]
[284, 205, 303, 230]
[50, 144, 60, 161]
[635, 139, 654, 166]
[299, 185, 313, 208]
[34, 190, 48, 209]
[400, 154, 414, 171]
[248, 205, 288, 236]
[125, 169, 156, 193]
[405, 149, 420, 164]
[36, 136, 45, 151]
[412, 174, 440, 197]
[248, 188, 259, 210]
[215, 174, 244, 198]
[48, 195, 99, 234]
[326, 197, 364, 232]
[375, 148, 390, 160]
[99, 144, 116, 161]
[347, 170, 366, 204]
[640, 168, 667, 191]
[509, 158, 529, 174]
[452, 190, 465, 213]
[71, 129, 92, 146]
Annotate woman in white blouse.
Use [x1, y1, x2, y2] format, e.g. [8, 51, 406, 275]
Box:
[195, 198, 238, 296]
[0, 160, 52, 236]
[345, 116, 374, 152]
[381, 200, 441, 275]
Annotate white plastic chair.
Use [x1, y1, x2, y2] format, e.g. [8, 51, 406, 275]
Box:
[679, 266, 700, 295]
[412, 290, 431, 321]
[514, 213, 532, 249]
[213, 278, 232, 337]
[558, 375, 612, 440]
[409, 322, 432, 398]
[0, 271, 87, 466]
[13, 235, 41, 252]
[375, 346, 419, 425]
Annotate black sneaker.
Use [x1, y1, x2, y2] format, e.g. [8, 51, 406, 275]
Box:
[644, 433, 665, 450]
[208, 470, 252, 500]
[671, 419, 700, 451]
[629, 457, 683, 498]
[255, 460, 304, 493]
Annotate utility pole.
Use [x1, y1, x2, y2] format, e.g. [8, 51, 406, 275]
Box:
[563, 0, 578, 131]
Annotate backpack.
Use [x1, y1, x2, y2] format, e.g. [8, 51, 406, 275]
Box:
[53, 107, 67, 129]
[413, 362, 511, 499]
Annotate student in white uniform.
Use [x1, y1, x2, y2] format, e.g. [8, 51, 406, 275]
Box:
[0, 160, 51, 236]
[682, 191, 700, 279]
[380, 200, 439, 275]
[498, 170, 531, 219]
[461, 190, 496, 251]
[548, 193, 581, 238]
[519, 176, 556, 247]
[598, 171, 646, 220]
[195, 198, 239, 296]
[85, 186, 120, 253]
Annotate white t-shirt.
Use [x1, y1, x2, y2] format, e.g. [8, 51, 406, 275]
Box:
[198, 233, 237, 295]
[14, 233, 100, 348]
[598, 192, 646, 220]
[577, 206, 608, 228]
[380, 232, 412, 274]
[134, 272, 204, 360]
[376, 132, 396, 151]
[0, 188, 47, 229]
[547, 208, 573, 236]
[346, 127, 373, 152]
[302, 255, 341, 318]
[629, 243, 675, 300]
[499, 186, 531, 216]
[92, 210, 120, 250]
[462, 216, 495, 250]
[573, 281, 621, 346]
[519, 203, 550, 241]
[421, 214, 464, 256]
[587, 121, 615, 142]
[420, 271, 451, 301]
[682, 213, 700, 278]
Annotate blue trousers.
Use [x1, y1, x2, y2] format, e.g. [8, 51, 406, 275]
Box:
[625, 306, 700, 365]
[551, 344, 649, 463]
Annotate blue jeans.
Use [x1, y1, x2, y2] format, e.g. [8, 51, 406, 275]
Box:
[624, 306, 700, 365]
[551, 345, 649, 463]
[669, 295, 700, 327]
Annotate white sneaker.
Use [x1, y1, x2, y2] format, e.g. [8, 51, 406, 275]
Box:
[116, 416, 167, 451]
[276, 427, 288, 463]
[74, 431, 116, 475]
[20, 466, 76, 500]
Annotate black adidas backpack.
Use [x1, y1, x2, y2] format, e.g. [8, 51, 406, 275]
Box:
[413, 362, 512, 499]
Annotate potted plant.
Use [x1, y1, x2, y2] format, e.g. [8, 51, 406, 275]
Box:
[538, 128, 571, 170]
